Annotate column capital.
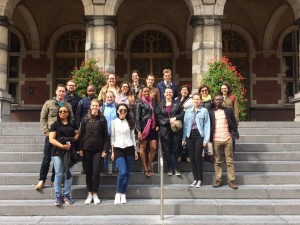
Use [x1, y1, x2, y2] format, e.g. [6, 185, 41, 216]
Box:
[0, 16, 10, 27]
[84, 15, 117, 26]
[189, 15, 224, 27]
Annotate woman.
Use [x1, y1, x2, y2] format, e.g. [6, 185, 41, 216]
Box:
[49, 105, 79, 206]
[98, 73, 120, 105]
[115, 82, 135, 119]
[101, 91, 117, 175]
[156, 87, 184, 176]
[139, 74, 160, 106]
[79, 99, 109, 205]
[220, 83, 239, 122]
[136, 86, 159, 176]
[182, 93, 210, 188]
[131, 70, 143, 99]
[199, 85, 214, 163]
[174, 85, 193, 162]
[111, 103, 138, 204]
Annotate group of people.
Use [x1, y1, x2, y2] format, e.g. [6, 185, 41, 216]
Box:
[34, 68, 239, 207]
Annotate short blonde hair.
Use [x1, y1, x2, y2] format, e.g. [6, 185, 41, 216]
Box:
[163, 69, 171, 74]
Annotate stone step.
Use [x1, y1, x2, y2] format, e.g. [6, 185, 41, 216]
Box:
[237, 135, 300, 143]
[1, 172, 300, 185]
[239, 127, 300, 135]
[0, 184, 299, 200]
[236, 143, 300, 152]
[0, 199, 299, 216]
[238, 121, 300, 128]
[0, 215, 299, 225]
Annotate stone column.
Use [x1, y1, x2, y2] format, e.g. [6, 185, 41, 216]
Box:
[0, 16, 13, 122]
[190, 15, 223, 92]
[291, 18, 300, 121]
[85, 16, 116, 73]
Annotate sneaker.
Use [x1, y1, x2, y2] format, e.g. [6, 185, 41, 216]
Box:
[189, 180, 197, 187]
[120, 194, 127, 204]
[93, 195, 101, 204]
[55, 194, 63, 206]
[228, 181, 238, 189]
[85, 195, 93, 205]
[213, 180, 223, 188]
[167, 170, 173, 176]
[63, 194, 74, 205]
[35, 181, 45, 190]
[174, 170, 181, 176]
[195, 180, 202, 188]
[114, 193, 121, 205]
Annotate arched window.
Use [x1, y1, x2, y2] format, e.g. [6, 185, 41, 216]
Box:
[130, 30, 172, 80]
[282, 30, 299, 103]
[7, 32, 21, 104]
[54, 30, 85, 86]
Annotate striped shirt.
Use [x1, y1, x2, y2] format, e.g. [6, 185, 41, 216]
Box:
[213, 109, 231, 142]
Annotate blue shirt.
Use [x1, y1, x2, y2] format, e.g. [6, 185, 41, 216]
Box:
[182, 107, 211, 144]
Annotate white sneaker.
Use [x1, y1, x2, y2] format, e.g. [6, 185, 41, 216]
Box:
[93, 195, 100, 204]
[85, 195, 93, 204]
[189, 180, 197, 187]
[114, 193, 121, 205]
[120, 194, 127, 204]
[195, 180, 202, 188]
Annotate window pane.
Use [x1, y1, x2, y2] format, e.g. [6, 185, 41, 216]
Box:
[8, 56, 19, 78]
[285, 82, 294, 103]
[283, 32, 293, 52]
[9, 32, 20, 52]
[8, 83, 18, 103]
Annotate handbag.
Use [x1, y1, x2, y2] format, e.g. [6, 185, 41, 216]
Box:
[170, 120, 183, 132]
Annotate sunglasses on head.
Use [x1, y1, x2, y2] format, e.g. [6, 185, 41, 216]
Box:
[59, 110, 68, 113]
[119, 109, 127, 113]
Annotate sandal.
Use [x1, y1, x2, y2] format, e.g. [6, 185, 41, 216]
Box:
[144, 170, 151, 177]
[148, 170, 154, 176]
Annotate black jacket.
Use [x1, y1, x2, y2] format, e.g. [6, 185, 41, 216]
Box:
[156, 100, 184, 138]
[135, 100, 156, 132]
[209, 107, 238, 142]
[65, 92, 81, 116]
[79, 114, 109, 153]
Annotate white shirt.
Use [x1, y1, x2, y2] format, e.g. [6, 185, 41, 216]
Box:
[111, 118, 135, 148]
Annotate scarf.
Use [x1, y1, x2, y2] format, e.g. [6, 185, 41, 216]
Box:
[141, 96, 156, 140]
[202, 94, 212, 102]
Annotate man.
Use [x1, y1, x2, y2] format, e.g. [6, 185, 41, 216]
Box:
[75, 85, 97, 174]
[98, 73, 120, 105]
[156, 69, 178, 101]
[76, 85, 96, 126]
[65, 80, 81, 115]
[209, 94, 238, 189]
[35, 84, 74, 190]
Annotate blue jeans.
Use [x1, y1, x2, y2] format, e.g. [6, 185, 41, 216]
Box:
[39, 136, 55, 182]
[52, 156, 74, 196]
[115, 155, 133, 194]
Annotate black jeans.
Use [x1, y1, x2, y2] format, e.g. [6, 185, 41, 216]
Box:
[161, 131, 181, 171]
[39, 136, 55, 182]
[84, 150, 101, 193]
[187, 129, 204, 181]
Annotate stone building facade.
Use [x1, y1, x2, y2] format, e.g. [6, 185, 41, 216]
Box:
[0, 0, 299, 121]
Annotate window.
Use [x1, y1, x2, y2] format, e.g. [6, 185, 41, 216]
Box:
[130, 30, 172, 81]
[7, 32, 20, 104]
[282, 30, 299, 103]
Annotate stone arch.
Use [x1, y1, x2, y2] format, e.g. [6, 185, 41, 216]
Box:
[277, 25, 298, 51]
[8, 26, 26, 52]
[0, 0, 20, 19]
[222, 23, 255, 57]
[47, 24, 86, 57]
[124, 24, 179, 55]
[263, 4, 289, 55]
[215, 0, 226, 15]
[286, 0, 300, 19]
[17, 4, 40, 54]
[80, 0, 93, 16]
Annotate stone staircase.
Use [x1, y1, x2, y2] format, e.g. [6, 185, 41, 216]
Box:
[0, 122, 300, 224]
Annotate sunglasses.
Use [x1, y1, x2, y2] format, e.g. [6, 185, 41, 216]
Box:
[122, 86, 129, 88]
[119, 109, 127, 113]
[201, 89, 208, 92]
[59, 110, 69, 113]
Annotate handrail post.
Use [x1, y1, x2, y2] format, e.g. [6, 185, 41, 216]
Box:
[158, 137, 164, 221]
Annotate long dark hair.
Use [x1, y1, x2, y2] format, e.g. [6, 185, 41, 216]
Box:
[87, 99, 104, 120]
[116, 103, 135, 130]
[56, 105, 72, 125]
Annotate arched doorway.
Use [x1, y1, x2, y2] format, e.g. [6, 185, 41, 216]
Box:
[222, 29, 250, 119]
[54, 30, 86, 87]
[130, 30, 173, 82]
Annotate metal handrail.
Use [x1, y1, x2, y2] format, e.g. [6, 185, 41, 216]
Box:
[157, 136, 164, 221]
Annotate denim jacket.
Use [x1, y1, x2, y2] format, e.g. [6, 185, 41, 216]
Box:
[182, 107, 211, 144]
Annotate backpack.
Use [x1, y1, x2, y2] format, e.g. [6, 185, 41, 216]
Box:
[230, 94, 235, 103]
